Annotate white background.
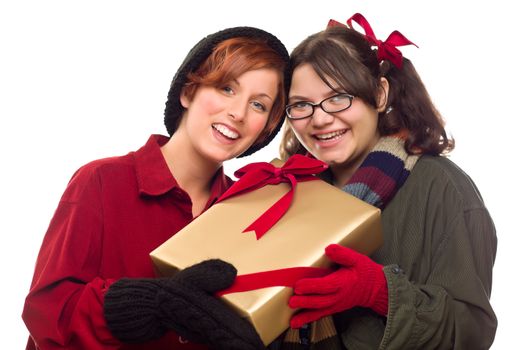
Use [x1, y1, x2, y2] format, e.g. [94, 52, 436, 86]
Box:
[1, 1, 522, 348]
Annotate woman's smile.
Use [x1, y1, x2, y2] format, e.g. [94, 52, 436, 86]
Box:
[212, 123, 240, 141]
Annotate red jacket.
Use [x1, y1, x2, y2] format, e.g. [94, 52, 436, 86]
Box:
[22, 135, 232, 350]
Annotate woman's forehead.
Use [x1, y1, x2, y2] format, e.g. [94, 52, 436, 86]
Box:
[289, 64, 341, 99]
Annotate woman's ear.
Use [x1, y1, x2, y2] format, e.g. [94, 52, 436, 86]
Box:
[180, 87, 190, 108]
[376, 77, 390, 112]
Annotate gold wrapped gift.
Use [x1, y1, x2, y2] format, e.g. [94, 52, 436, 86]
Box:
[150, 158, 382, 345]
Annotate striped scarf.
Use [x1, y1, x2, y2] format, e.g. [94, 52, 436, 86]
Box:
[342, 135, 419, 210]
[277, 135, 419, 349]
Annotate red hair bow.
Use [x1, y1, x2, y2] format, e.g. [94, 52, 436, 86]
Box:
[327, 13, 418, 68]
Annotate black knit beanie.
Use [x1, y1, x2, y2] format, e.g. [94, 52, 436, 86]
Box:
[163, 26, 290, 158]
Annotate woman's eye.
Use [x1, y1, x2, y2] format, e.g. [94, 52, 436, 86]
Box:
[293, 102, 310, 110]
[221, 86, 234, 95]
[251, 101, 267, 112]
[327, 96, 347, 107]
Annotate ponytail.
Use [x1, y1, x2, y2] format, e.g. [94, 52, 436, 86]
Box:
[379, 58, 454, 155]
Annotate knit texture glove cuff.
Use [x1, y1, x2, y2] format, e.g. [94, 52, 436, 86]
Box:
[104, 278, 167, 343]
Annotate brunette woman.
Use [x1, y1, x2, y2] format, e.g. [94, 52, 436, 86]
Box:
[278, 14, 496, 349]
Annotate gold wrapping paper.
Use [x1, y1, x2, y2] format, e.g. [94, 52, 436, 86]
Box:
[150, 159, 382, 345]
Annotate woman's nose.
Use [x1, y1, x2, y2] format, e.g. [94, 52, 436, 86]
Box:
[227, 97, 248, 122]
[311, 107, 335, 127]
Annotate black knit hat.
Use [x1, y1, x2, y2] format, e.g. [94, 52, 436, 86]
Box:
[164, 26, 290, 158]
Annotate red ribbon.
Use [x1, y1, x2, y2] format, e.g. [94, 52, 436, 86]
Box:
[327, 13, 418, 69]
[216, 154, 328, 240]
[217, 266, 332, 296]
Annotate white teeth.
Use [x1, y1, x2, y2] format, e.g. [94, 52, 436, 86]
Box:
[315, 130, 346, 140]
[213, 124, 239, 139]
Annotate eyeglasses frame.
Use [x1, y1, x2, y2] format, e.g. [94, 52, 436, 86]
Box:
[285, 93, 355, 120]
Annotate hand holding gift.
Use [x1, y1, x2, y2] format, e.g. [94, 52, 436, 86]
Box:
[289, 244, 388, 328]
[150, 156, 383, 344]
[104, 259, 265, 350]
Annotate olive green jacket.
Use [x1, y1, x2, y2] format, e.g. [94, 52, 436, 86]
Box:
[334, 156, 497, 349]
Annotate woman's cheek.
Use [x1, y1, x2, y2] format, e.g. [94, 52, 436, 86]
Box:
[201, 94, 225, 114]
[248, 117, 269, 141]
[290, 121, 309, 143]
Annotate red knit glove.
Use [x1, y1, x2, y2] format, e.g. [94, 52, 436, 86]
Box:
[289, 244, 388, 328]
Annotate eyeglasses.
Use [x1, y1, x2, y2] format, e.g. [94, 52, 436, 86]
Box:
[285, 93, 354, 120]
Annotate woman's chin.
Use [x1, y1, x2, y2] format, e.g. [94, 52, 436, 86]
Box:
[311, 151, 349, 166]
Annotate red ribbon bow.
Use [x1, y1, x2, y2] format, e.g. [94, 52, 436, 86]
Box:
[216, 154, 328, 239]
[328, 13, 418, 68]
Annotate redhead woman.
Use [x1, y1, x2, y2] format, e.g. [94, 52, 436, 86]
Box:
[23, 27, 290, 350]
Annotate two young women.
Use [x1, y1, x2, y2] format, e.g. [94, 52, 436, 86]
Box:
[23, 14, 497, 350]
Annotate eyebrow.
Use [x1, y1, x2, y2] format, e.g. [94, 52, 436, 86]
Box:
[256, 93, 274, 102]
[231, 78, 274, 102]
[289, 90, 341, 102]
[288, 95, 310, 101]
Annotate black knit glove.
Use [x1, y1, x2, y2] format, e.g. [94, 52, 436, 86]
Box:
[103, 259, 265, 350]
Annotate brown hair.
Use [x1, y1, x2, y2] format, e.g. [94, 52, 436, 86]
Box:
[183, 37, 287, 148]
[280, 26, 454, 159]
